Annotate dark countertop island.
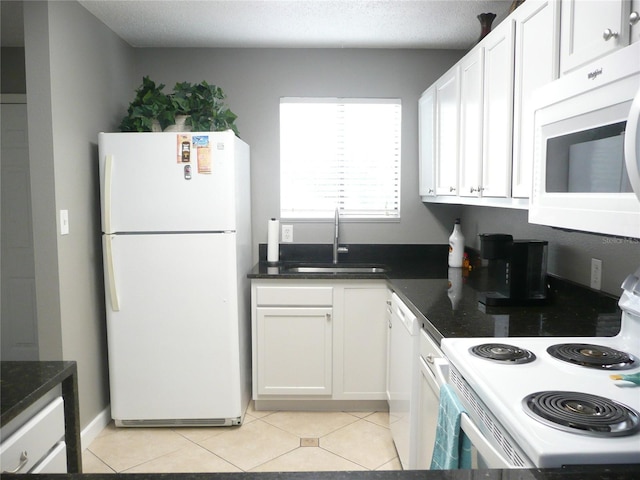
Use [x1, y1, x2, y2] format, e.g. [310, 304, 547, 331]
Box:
[1, 361, 82, 473]
[3, 465, 639, 480]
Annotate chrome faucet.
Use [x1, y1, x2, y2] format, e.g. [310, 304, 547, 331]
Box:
[333, 207, 348, 264]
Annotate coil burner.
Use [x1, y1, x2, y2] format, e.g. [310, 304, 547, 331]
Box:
[469, 343, 536, 364]
[523, 391, 640, 437]
[547, 343, 636, 370]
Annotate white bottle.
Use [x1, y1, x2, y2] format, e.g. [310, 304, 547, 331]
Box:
[448, 218, 464, 268]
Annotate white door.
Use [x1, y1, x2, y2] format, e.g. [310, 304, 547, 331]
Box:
[1, 100, 38, 360]
[458, 47, 484, 198]
[104, 232, 242, 421]
[435, 67, 460, 196]
[338, 286, 388, 399]
[632, 0, 640, 43]
[560, 0, 631, 75]
[99, 132, 237, 233]
[512, 0, 560, 198]
[256, 306, 332, 396]
[418, 87, 436, 197]
[481, 19, 514, 198]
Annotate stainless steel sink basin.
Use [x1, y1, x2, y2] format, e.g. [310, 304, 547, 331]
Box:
[285, 265, 387, 274]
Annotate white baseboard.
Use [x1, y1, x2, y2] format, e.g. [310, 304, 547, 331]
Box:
[81, 405, 111, 451]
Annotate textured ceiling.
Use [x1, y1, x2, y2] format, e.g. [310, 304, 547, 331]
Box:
[3, 1, 515, 50]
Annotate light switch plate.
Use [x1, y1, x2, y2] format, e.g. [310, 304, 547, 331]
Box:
[60, 209, 69, 235]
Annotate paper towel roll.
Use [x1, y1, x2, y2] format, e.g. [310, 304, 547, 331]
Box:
[267, 218, 279, 264]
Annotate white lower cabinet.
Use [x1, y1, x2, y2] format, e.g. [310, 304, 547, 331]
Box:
[0, 396, 66, 474]
[256, 306, 333, 396]
[334, 285, 389, 400]
[251, 280, 388, 408]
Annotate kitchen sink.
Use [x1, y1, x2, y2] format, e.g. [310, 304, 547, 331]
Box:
[284, 264, 387, 274]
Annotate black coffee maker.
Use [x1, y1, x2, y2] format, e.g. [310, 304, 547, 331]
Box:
[478, 234, 548, 306]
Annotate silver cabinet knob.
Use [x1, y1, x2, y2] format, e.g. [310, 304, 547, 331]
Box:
[449, 186, 456, 192]
[630, 11, 640, 26]
[603, 28, 619, 41]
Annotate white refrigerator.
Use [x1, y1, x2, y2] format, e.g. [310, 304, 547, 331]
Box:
[98, 131, 252, 427]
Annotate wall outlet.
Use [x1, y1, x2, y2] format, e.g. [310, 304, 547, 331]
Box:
[590, 258, 602, 290]
[282, 224, 293, 243]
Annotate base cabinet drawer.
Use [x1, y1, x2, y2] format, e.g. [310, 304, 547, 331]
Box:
[31, 442, 67, 474]
[0, 397, 65, 473]
[255, 285, 333, 306]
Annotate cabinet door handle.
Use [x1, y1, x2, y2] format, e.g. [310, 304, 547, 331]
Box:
[603, 28, 619, 41]
[449, 186, 456, 192]
[4, 451, 29, 474]
[326, 313, 331, 321]
[630, 11, 640, 26]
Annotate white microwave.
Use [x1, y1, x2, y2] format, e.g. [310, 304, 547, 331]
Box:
[530, 41, 640, 239]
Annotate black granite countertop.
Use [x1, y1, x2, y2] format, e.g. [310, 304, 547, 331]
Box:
[1, 361, 78, 426]
[249, 244, 622, 344]
[3, 465, 639, 480]
[1, 361, 83, 472]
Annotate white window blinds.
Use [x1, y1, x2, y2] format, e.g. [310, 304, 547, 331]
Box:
[280, 98, 401, 219]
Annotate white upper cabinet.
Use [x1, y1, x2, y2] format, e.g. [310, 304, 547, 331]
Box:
[418, 87, 436, 197]
[560, 0, 631, 75]
[458, 46, 485, 197]
[481, 18, 515, 198]
[434, 66, 460, 196]
[632, 0, 640, 43]
[419, 0, 633, 206]
[512, 0, 560, 198]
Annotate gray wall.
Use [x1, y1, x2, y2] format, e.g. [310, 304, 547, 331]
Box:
[134, 48, 464, 259]
[23, 0, 136, 428]
[458, 206, 640, 296]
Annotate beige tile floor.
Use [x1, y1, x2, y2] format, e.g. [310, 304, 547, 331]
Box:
[83, 403, 402, 473]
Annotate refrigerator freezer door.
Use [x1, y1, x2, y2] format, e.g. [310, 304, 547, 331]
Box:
[99, 132, 239, 233]
[104, 232, 243, 422]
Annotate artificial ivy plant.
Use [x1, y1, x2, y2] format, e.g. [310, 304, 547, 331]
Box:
[119, 77, 240, 136]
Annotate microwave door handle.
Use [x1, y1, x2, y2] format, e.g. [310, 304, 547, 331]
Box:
[624, 87, 640, 202]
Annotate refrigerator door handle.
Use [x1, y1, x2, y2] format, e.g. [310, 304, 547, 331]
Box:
[104, 154, 114, 233]
[104, 234, 120, 311]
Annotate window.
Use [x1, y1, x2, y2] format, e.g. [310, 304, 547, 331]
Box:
[280, 98, 401, 220]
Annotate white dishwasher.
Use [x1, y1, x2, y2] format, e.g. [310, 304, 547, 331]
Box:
[415, 327, 449, 469]
[387, 293, 419, 470]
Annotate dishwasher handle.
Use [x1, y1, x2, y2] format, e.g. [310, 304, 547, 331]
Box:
[432, 357, 449, 388]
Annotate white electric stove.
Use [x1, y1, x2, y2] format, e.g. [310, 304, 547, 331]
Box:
[441, 265, 640, 468]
